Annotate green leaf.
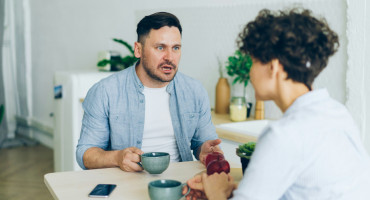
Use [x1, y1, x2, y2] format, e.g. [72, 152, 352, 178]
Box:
[121, 56, 138, 68]
[244, 80, 249, 87]
[97, 38, 139, 70]
[113, 38, 135, 55]
[232, 76, 240, 85]
[97, 59, 110, 67]
[238, 142, 256, 155]
[225, 50, 252, 87]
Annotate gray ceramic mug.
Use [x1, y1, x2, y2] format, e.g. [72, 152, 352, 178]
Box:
[148, 179, 191, 200]
[139, 152, 170, 174]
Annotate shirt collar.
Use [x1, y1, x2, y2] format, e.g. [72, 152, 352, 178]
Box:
[284, 88, 329, 116]
[130, 62, 175, 94]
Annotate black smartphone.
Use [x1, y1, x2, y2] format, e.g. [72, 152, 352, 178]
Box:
[88, 184, 117, 198]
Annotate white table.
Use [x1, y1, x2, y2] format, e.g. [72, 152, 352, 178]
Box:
[44, 161, 242, 200]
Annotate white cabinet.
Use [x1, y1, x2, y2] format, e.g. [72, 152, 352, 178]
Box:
[53, 70, 113, 172]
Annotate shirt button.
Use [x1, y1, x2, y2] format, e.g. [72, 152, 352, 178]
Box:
[137, 141, 141, 144]
[190, 114, 194, 118]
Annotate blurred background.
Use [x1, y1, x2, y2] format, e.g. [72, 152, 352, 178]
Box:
[0, 0, 369, 199]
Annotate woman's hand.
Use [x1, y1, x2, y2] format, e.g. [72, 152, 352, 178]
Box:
[184, 172, 236, 200]
[202, 172, 236, 200]
[183, 174, 207, 200]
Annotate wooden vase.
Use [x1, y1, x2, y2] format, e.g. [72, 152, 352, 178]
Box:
[215, 78, 230, 114]
[254, 100, 265, 120]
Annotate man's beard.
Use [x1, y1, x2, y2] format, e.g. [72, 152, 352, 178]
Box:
[141, 57, 178, 83]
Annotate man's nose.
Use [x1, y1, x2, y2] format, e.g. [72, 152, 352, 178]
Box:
[163, 49, 173, 61]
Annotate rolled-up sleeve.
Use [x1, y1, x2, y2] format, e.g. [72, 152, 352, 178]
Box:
[76, 83, 110, 169]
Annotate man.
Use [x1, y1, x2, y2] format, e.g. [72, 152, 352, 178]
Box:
[76, 12, 221, 172]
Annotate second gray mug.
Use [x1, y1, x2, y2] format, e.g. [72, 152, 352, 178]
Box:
[148, 179, 190, 200]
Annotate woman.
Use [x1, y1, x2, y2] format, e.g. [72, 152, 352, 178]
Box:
[185, 8, 370, 200]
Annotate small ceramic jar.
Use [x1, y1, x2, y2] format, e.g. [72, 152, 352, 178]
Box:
[229, 97, 247, 122]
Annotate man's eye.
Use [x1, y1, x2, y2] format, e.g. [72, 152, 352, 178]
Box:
[173, 46, 180, 50]
[157, 46, 163, 50]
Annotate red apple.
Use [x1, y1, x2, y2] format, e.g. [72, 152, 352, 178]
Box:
[205, 152, 225, 167]
[206, 159, 230, 175]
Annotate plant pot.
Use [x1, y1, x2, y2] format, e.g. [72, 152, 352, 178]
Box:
[236, 148, 253, 175]
[240, 157, 250, 175]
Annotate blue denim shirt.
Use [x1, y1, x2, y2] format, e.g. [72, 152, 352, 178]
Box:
[76, 65, 218, 169]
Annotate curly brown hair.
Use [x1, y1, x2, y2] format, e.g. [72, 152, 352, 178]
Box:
[238, 8, 339, 90]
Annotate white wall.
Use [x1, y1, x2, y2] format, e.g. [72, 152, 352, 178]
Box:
[27, 0, 370, 153]
[30, 0, 346, 124]
[346, 0, 370, 154]
[365, 1, 370, 155]
[30, 0, 136, 126]
[135, 0, 347, 120]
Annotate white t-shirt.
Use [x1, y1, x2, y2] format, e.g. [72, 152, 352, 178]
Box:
[141, 86, 180, 162]
[232, 89, 370, 200]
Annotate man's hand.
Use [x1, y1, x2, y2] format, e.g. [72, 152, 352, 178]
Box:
[83, 147, 144, 171]
[199, 139, 223, 165]
[116, 147, 144, 172]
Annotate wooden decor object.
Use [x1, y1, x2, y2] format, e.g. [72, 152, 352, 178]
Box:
[215, 78, 230, 114]
[254, 100, 265, 120]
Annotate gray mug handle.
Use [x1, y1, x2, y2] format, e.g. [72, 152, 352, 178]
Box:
[137, 154, 143, 168]
[136, 162, 143, 168]
[181, 183, 191, 197]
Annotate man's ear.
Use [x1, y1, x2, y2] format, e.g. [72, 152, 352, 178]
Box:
[134, 42, 142, 58]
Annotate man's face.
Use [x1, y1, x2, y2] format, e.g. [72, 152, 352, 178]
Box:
[135, 26, 182, 87]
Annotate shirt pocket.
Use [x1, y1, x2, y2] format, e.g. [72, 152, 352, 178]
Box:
[109, 114, 131, 148]
[181, 113, 199, 139]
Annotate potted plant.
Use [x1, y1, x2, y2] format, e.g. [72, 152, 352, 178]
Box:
[226, 50, 253, 118]
[225, 50, 252, 97]
[236, 141, 256, 174]
[97, 38, 138, 71]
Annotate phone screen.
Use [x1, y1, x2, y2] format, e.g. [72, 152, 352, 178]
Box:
[88, 184, 117, 197]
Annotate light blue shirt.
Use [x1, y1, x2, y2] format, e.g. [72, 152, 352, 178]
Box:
[233, 89, 370, 200]
[76, 65, 217, 169]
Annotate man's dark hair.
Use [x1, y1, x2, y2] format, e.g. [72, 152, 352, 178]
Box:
[238, 8, 339, 90]
[136, 12, 182, 44]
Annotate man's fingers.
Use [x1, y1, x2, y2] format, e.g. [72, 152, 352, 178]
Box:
[126, 160, 144, 171]
[121, 152, 144, 171]
[128, 147, 144, 155]
[207, 139, 222, 147]
[133, 148, 144, 155]
[128, 152, 142, 163]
